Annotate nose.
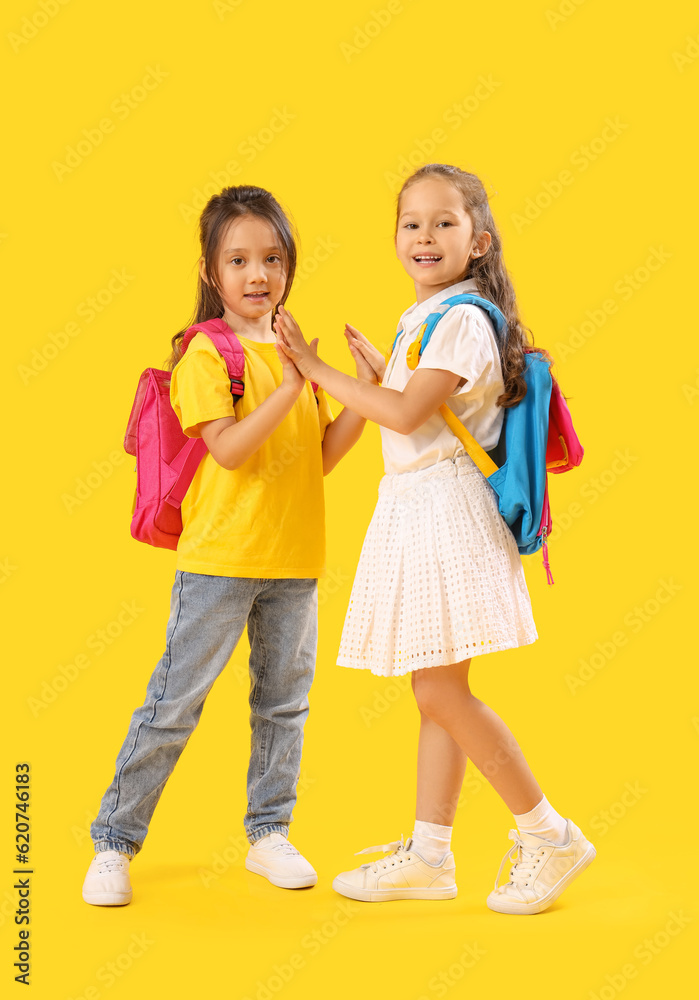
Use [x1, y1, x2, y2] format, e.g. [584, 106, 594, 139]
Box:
[248, 262, 268, 283]
[416, 230, 434, 244]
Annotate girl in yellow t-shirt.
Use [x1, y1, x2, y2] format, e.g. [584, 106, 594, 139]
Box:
[83, 185, 373, 906]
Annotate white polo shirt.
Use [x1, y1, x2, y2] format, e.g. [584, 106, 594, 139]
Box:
[380, 278, 505, 474]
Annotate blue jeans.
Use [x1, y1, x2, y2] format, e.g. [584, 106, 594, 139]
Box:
[91, 571, 317, 856]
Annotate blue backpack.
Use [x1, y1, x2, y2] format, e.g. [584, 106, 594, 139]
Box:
[388, 293, 583, 583]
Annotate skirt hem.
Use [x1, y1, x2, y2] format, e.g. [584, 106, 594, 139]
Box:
[337, 629, 539, 677]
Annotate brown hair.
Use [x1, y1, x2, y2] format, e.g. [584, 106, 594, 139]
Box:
[166, 185, 298, 370]
[395, 164, 549, 407]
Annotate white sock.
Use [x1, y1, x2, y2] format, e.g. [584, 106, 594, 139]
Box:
[513, 795, 568, 846]
[252, 833, 285, 848]
[410, 820, 453, 864]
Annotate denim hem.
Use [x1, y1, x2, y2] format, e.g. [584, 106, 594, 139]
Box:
[93, 840, 136, 858]
[247, 823, 290, 845]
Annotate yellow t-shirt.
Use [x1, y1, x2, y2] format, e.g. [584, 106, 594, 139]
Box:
[169, 331, 333, 578]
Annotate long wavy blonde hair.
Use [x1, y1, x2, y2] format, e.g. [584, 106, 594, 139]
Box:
[395, 164, 550, 406]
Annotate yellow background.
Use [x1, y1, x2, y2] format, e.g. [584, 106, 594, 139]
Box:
[2, 0, 698, 997]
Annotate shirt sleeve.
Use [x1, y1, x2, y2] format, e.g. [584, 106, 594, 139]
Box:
[170, 342, 237, 438]
[417, 305, 497, 394]
[316, 386, 334, 441]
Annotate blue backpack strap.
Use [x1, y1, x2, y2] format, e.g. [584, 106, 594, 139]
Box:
[419, 293, 507, 356]
[389, 293, 507, 365]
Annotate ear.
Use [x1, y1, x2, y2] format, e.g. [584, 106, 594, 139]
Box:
[198, 257, 209, 286]
[473, 232, 493, 258]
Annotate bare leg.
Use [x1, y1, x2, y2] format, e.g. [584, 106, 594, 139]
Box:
[411, 659, 543, 815]
[413, 701, 468, 825]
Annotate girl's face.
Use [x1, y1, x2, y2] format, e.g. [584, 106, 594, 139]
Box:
[395, 177, 484, 302]
[206, 214, 287, 323]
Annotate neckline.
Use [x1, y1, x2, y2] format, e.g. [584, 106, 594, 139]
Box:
[402, 278, 480, 324]
[236, 335, 278, 351]
[214, 317, 277, 349]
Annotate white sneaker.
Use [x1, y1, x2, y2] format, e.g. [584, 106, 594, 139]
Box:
[82, 850, 133, 906]
[487, 819, 596, 914]
[332, 837, 457, 902]
[245, 833, 317, 888]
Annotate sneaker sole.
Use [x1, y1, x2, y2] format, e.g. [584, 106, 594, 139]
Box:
[486, 844, 596, 915]
[245, 857, 317, 889]
[82, 890, 132, 906]
[332, 877, 458, 902]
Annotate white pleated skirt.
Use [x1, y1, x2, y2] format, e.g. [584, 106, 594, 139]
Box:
[336, 454, 538, 677]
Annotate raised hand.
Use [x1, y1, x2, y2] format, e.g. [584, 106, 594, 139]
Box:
[344, 324, 387, 383]
[346, 331, 379, 384]
[274, 339, 306, 395]
[273, 306, 320, 381]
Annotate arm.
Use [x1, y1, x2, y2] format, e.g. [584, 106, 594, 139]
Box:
[274, 306, 461, 435]
[320, 323, 376, 475]
[198, 344, 305, 471]
[321, 407, 366, 476]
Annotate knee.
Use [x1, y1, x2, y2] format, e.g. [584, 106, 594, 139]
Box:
[252, 695, 310, 725]
[411, 673, 451, 723]
[412, 667, 474, 723]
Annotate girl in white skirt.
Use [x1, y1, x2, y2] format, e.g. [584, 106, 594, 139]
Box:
[274, 163, 595, 914]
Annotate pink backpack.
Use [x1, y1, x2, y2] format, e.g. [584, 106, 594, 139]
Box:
[544, 370, 584, 473]
[534, 356, 585, 584]
[124, 319, 245, 550]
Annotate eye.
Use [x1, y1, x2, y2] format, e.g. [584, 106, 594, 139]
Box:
[230, 257, 244, 265]
[266, 254, 282, 263]
[437, 221, 453, 228]
[404, 223, 418, 229]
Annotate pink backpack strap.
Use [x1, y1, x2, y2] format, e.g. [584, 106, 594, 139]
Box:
[537, 477, 554, 585]
[167, 437, 208, 509]
[183, 317, 319, 396]
[182, 318, 245, 398]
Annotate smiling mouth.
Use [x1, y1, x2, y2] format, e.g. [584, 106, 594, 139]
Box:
[413, 255, 442, 263]
[244, 291, 269, 299]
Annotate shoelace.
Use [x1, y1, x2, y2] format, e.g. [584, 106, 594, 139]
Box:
[268, 841, 301, 857]
[95, 854, 128, 874]
[254, 835, 302, 856]
[493, 830, 545, 890]
[355, 837, 412, 874]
